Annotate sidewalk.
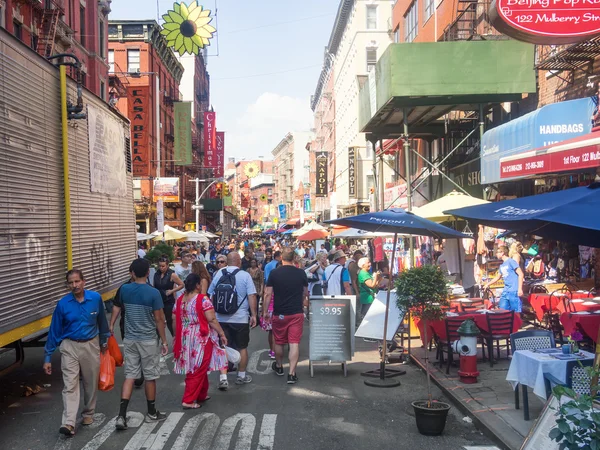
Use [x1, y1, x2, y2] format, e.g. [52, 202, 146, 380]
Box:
[408, 342, 545, 450]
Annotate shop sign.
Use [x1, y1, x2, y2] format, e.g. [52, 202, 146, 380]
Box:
[174, 102, 192, 166]
[348, 147, 357, 198]
[316, 151, 328, 197]
[153, 177, 180, 203]
[278, 204, 287, 219]
[489, 0, 600, 44]
[128, 86, 150, 177]
[383, 183, 407, 209]
[203, 111, 216, 168]
[304, 194, 311, 212]
[215, 131, 225, 177]
[447, 160, 483, 198]
[481, 97, 594, 184]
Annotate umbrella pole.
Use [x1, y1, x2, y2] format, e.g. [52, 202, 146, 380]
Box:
[364, 232, 404, 387]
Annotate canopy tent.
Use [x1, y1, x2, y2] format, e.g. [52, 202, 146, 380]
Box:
[282, 228, 295, 235]
[412, 191, 489, 223]
[445, 183, 600, 247]
[292, 221, 328, 237]
[183, 231, 209, 244]
[137, 232, 153, 241]
[263, 229, 276, 235]
[241, 227, 252, 233]
[296, 229, 329, 241]
[275, 227, 288, 233]
[334, 228, 397, 239]
[152, 225, 187, 241]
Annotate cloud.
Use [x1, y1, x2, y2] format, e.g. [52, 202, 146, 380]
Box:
[224, 92, 313, 160]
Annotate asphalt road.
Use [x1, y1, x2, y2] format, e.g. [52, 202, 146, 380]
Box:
[0, 320, 497, 450]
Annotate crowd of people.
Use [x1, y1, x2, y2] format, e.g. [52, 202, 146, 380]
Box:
[43, 234, 391, 437]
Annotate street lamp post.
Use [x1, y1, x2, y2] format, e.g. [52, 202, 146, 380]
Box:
[191, 178, 222, 233]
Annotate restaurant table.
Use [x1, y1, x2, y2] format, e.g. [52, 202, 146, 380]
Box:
[506, 349, 595, 400]
[415, 311, 523, 346]
[449, 298, 493, 312]
[560, 311, 600, 342]
[528, 292, 598, 321]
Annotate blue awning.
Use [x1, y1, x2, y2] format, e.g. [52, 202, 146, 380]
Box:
[481, 98, 595, 184]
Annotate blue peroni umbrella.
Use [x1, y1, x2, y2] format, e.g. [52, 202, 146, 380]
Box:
[445, 183, 600, 247]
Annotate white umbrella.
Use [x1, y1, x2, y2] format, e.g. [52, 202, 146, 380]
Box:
[152, 225, 187, 241]
[335, 228, 398, 239]
[136, 232, 152, 241]
[184, 231, 209, 243]
[292, 221, 327, 237]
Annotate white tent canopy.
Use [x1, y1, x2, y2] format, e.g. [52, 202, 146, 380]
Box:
[292, 221, 328, 237]
[412, 190, 489, 223]
[136, 232, 153, 241]
[184, 231, 209, 243]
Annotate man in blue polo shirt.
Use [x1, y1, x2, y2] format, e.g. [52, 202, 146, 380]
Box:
[43, 269, 110, 437]
[264, 251, 282, 283]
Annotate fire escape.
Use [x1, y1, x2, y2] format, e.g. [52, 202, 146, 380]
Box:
[36, 0, 64, 58]
[443, 0, 503, 42]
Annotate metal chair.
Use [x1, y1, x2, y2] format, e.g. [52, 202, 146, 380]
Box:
[544, 359, 595, 399]
[462, 299, 485, 313]
[482, 311, 515, 367]
[548, 313, 565, 346]
[529, 284, 548, 294]
[436, 316, 465, 374]
[544, 287, 571, 328]
[510, 330, 555, 421]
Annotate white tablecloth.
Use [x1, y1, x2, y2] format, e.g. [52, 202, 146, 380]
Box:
[506, 350, 595, 399]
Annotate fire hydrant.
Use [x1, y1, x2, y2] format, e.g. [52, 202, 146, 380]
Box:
[451, 319, 480, 384]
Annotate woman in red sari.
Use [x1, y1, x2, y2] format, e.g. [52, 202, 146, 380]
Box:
[173, 274, 228, 409]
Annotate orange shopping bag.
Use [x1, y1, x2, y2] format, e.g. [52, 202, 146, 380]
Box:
[98, 352, 115, 392]
[107, 335, 123, 367]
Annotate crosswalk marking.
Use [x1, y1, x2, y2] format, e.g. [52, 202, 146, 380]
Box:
[213, 413, 256, 450]
[148, 412, 185, 450]
[82, 412, 145, 450]
[171, 413, 220, 450]
[463, 447, 501, 450]
[257, 414, 277, 450]
[124, 421, 158, 450]
[53, 413, 107, 450]
[247, 349, 272, 375]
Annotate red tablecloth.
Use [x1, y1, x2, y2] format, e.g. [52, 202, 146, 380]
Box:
[449, 298, 493, 312]
[529, 292, 597, 321]
[415, 312, 523, 346]
[560, 312, 600, 342]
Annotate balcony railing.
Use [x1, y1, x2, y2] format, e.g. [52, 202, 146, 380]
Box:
[443, 1, 504, 42]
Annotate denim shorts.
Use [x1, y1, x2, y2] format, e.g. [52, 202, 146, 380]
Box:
[499, 291, 522, 313]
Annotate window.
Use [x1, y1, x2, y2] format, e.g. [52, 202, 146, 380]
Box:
[100, 81, 106, 100]
[79, 6, 86, 46]
[394, 26, 400, 43]
[366, 48, 377, 73]
[404, 1, 418, 42]
[13, 20, 22, 41]
[108, 50, 114, 73]
[98, 20, 105, 57]
[127, 49, 140, 73]
[268, 188, 273, 196]
[424, 0, 434, 21]
[366, 5, 377, 29]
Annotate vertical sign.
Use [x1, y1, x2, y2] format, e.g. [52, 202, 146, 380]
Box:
[315, 152, 328, 197]
[293, 199, 301, 211]
[215, 131, 225, 178]
[157, 198, 165, 232]
[348, 147, 357, 198]
[174, 102, 192, 166]
[128, 86, 150, 177]
[203, 111, 216, 169]
[304, 194, 311, 212]
[278, 204, 287, 219]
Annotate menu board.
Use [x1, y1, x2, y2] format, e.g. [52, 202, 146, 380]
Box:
[309, 296, 356, 363]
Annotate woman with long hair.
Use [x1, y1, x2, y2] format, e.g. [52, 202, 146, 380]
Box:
[153, 256, 184, 337]
[247, 258, 263, 303]
[173, 274, 228, 409]
[191, 260, 211, 294]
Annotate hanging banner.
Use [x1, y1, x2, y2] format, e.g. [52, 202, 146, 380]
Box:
[174, 101, 192, 166]
[128, 86, 150, 177]
[215, 131, 225, 178]
[203, 111, 216, 168]
[87, 104, 127, 197]
[316, 151, 328, 197]
[278, 204, 287, 219]
[304, 194, 311, 212]
[153, 177, 180, 203]
[157, 199, 165, 233]
[348, 147, 357, 198]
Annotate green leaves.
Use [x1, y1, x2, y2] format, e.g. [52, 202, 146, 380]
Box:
[394, 265, 449, 320]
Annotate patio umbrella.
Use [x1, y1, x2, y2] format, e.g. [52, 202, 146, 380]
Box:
[152, 225, 187, 241]
[296, 229, 329, 241]
[445, 183, 600, 247]
[282, 228, 295, 235]
[136, 232, 152, 241]
[413, 190, 489, 223]
[292, 221, 327, 237]
[263, 229, 276, 235]
[326, 209, 470, 387]
[334, 227, 397, 239]
[183, 231, 209, 244]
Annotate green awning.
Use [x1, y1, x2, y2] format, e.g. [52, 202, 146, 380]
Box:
[359, 40, 537, 137]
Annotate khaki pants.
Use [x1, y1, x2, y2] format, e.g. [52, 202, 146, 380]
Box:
[59, 338, 100, 427]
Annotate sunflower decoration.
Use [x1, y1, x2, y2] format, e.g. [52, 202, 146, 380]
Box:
[161, 1, 216, 56]
[259, 194, 268, 202]
[244, 162, 260, 179]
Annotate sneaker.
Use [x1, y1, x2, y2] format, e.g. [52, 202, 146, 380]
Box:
[271, 361, 284, 376]
[269, 351, 276, 359]
[235, 374, 253, 385]
[218, 379, 229, 391]
[115, 416, 128, 430]
[287, 374, 298, 384]
[145, 410, 167, 423]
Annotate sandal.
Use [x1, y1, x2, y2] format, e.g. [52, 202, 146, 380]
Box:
[182, 402, 202, 410]
[59, 425, 75, 436]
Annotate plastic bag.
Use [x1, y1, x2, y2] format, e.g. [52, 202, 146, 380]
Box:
[98, 352, 115, 391]
[107, 336, 123, 367]
[224, 346, 241, 364]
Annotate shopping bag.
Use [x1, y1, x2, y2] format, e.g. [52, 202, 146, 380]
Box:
[98, 352, 115, 392]
[224, 346, 241, 364]
[107, 335, 123, 367]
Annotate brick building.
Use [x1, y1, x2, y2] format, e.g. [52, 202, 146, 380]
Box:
[249, 173, 275, 225]
[1, 0, 111, 99]
[108, 20, 185, 232]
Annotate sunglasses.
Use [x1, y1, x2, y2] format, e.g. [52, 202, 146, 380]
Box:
[217, 260, 226, 264]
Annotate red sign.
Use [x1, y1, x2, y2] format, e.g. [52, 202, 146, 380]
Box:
[500, 133, 600, 178]
[128, 86, 150, 177]
[489, 0, 600, 44]
[203, 112, 216, 169]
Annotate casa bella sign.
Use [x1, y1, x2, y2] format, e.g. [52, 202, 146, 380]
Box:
[489, 0, 600, 44]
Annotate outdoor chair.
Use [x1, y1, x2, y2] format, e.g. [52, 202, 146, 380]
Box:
[548, 313, 565, 346]
[529, 284, 548, 294]
[462, 299, 485, 313]
[510, 330, 555, 421]
[482, 311, 515, 367]
[543, 359, 595, 399]
[544, 288, 571, 328]
[436, 316, 465, 374]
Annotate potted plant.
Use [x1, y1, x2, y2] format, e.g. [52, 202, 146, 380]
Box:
[145, 242, 175, 266]
[395, 264, 451, 436]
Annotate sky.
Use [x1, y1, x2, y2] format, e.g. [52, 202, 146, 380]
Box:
[110, 0, 341, 161]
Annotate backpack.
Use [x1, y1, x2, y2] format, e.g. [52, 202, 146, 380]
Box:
[213, 269, 247, 315]
[323, 265, 346, 294]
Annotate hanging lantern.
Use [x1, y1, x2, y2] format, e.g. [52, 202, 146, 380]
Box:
[161, 1, 216, 56]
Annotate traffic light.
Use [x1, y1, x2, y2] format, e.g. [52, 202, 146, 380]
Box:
[215, 182, 223, 198]
[223, 183, 230, 197]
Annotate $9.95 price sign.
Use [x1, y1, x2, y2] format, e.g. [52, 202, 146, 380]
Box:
[320, 305, 343, 315]
[309, 298, 353, 362]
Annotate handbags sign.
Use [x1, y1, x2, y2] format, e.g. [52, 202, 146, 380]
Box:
[489, 0, 600, 44]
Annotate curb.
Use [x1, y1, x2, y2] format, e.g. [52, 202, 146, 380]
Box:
[409, 354, 521, 450]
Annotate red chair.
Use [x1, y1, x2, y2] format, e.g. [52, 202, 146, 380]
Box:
[482, 311, 515, 367]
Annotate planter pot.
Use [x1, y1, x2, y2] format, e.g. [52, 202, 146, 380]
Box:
[411, 400, 451, 436]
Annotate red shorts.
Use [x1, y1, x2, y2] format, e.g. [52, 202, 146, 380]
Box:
[272, 313, 304, 345]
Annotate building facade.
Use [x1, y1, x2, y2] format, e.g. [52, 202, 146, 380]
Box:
[108, 20, 185, 232]
[1, 0, 111, 99]
[249, 173, 275, 225]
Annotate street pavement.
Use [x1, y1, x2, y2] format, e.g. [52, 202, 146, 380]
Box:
[0, 322, 498, 450]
